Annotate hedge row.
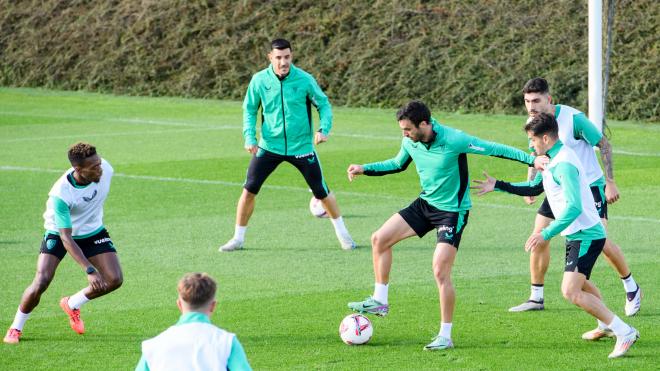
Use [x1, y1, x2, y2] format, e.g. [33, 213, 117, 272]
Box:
[1, 0, 657, 120]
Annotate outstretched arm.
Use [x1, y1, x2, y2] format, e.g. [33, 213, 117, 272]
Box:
[462, 135, 544, 168]
[472, 171, 544, 197]
[361, 146, 412, 176]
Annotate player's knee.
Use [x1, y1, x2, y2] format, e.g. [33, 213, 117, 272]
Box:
[602, 239, 620, 255]
[370, 232, 388, 251]
[242, 188, 257, 200]
[561, 287, 580, 304]
[31, 274, 53, 293]
[312, 189, 329, 200]
[432, 264, 451, 284]
[106, 274, 123, 291]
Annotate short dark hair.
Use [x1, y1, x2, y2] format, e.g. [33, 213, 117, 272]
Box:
[396, 100, 431, 128]
[524, 112, 558, 138]
[178, 273, 217, 310]
[68, 142, 97, 166]
[271, 38, 292, 51]
[522, 77, 550, 95]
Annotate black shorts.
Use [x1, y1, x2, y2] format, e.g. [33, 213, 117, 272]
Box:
[398, 198, 469, 248]
[537, 185, 608, 220]
[564, 238, 605, 279]
[40, 229, 117, 260]
[243, 148, 329, 199]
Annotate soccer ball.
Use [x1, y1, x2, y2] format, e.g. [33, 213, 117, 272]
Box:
[309, 196, 328, 218]
[339, 314, 373, 345]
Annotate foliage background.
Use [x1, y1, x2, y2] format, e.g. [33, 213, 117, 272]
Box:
[0, 0, 658, 120]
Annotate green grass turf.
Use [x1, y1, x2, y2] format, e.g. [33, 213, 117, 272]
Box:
[0, 87, 658, 370]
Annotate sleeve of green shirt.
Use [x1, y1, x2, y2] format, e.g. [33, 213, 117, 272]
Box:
[494, 172, 544, 197]
[51, 196, 72, 229]
[363, 143, 412, 176]
[540, 162, 583, 240]
[460, 134, 535, 165]
[242, 76, 261, 147]
[227, 337, 252, 371]
[307, 76, 332, 136]
[572, 113, 602, 145]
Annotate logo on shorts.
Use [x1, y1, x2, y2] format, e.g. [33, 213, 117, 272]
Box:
[94, 237, 112, 245]
[46, 239, 57, 250]
[437, 225, 454, 233]
[566, 260, 574, 266]
[83, 190, 98, 202]
[438, 225, 454, 240]
[307, 156, 316, 164]
[295, 152, 315, 159]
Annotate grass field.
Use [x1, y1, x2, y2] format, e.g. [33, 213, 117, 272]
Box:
[0, 87, 658, 370]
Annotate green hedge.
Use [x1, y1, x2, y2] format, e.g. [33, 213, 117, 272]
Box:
[1, 0, 657, 120]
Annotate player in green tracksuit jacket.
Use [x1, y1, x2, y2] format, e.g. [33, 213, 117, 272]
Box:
[346, 100, 544, 351]
[472, 113, 639, 359]
[219, 38, 355, 252]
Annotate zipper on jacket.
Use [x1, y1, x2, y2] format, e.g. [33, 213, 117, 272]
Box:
[279, 79, 287, 155]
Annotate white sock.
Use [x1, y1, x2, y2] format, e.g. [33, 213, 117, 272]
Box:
[331, 216, 349, 236]
[10, 308, 30, 331]
[373, 283, 389, 305]
[233, 225, 247, 242]
[607, 315, 632, 337]
[530, 284, 544, 302]
[621, 274, 637, 293]
[439, 322, 453, 340]
[68, 290, 90, 310]
[597, 319, 609, 330]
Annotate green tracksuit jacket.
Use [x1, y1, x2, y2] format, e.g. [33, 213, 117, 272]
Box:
[242, 63, 332, 156]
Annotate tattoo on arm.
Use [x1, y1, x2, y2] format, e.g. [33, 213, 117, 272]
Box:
[598, 136, 614, 181]
[528, 166, 538, 181]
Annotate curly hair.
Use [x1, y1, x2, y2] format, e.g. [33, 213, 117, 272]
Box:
[178, 273, 217, 310]
[67, 142, 97, 166]
[396, 100, 431, 128]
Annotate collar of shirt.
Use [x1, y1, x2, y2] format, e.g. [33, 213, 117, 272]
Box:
[176, 312, 212, 326]
[546, 140, 563, 159]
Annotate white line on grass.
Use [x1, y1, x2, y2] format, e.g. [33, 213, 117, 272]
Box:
[0, 126, 238, 143]
[2, 110, 658, 156]
[2, 165, 659, 224]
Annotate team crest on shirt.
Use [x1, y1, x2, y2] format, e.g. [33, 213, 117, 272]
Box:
[83, 190, 98, 202]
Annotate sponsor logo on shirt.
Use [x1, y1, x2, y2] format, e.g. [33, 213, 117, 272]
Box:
[83, 190, 98, 202]
[468, 143, 485, 152]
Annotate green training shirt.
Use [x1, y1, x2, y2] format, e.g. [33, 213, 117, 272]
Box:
[363, 119, 535, 212]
